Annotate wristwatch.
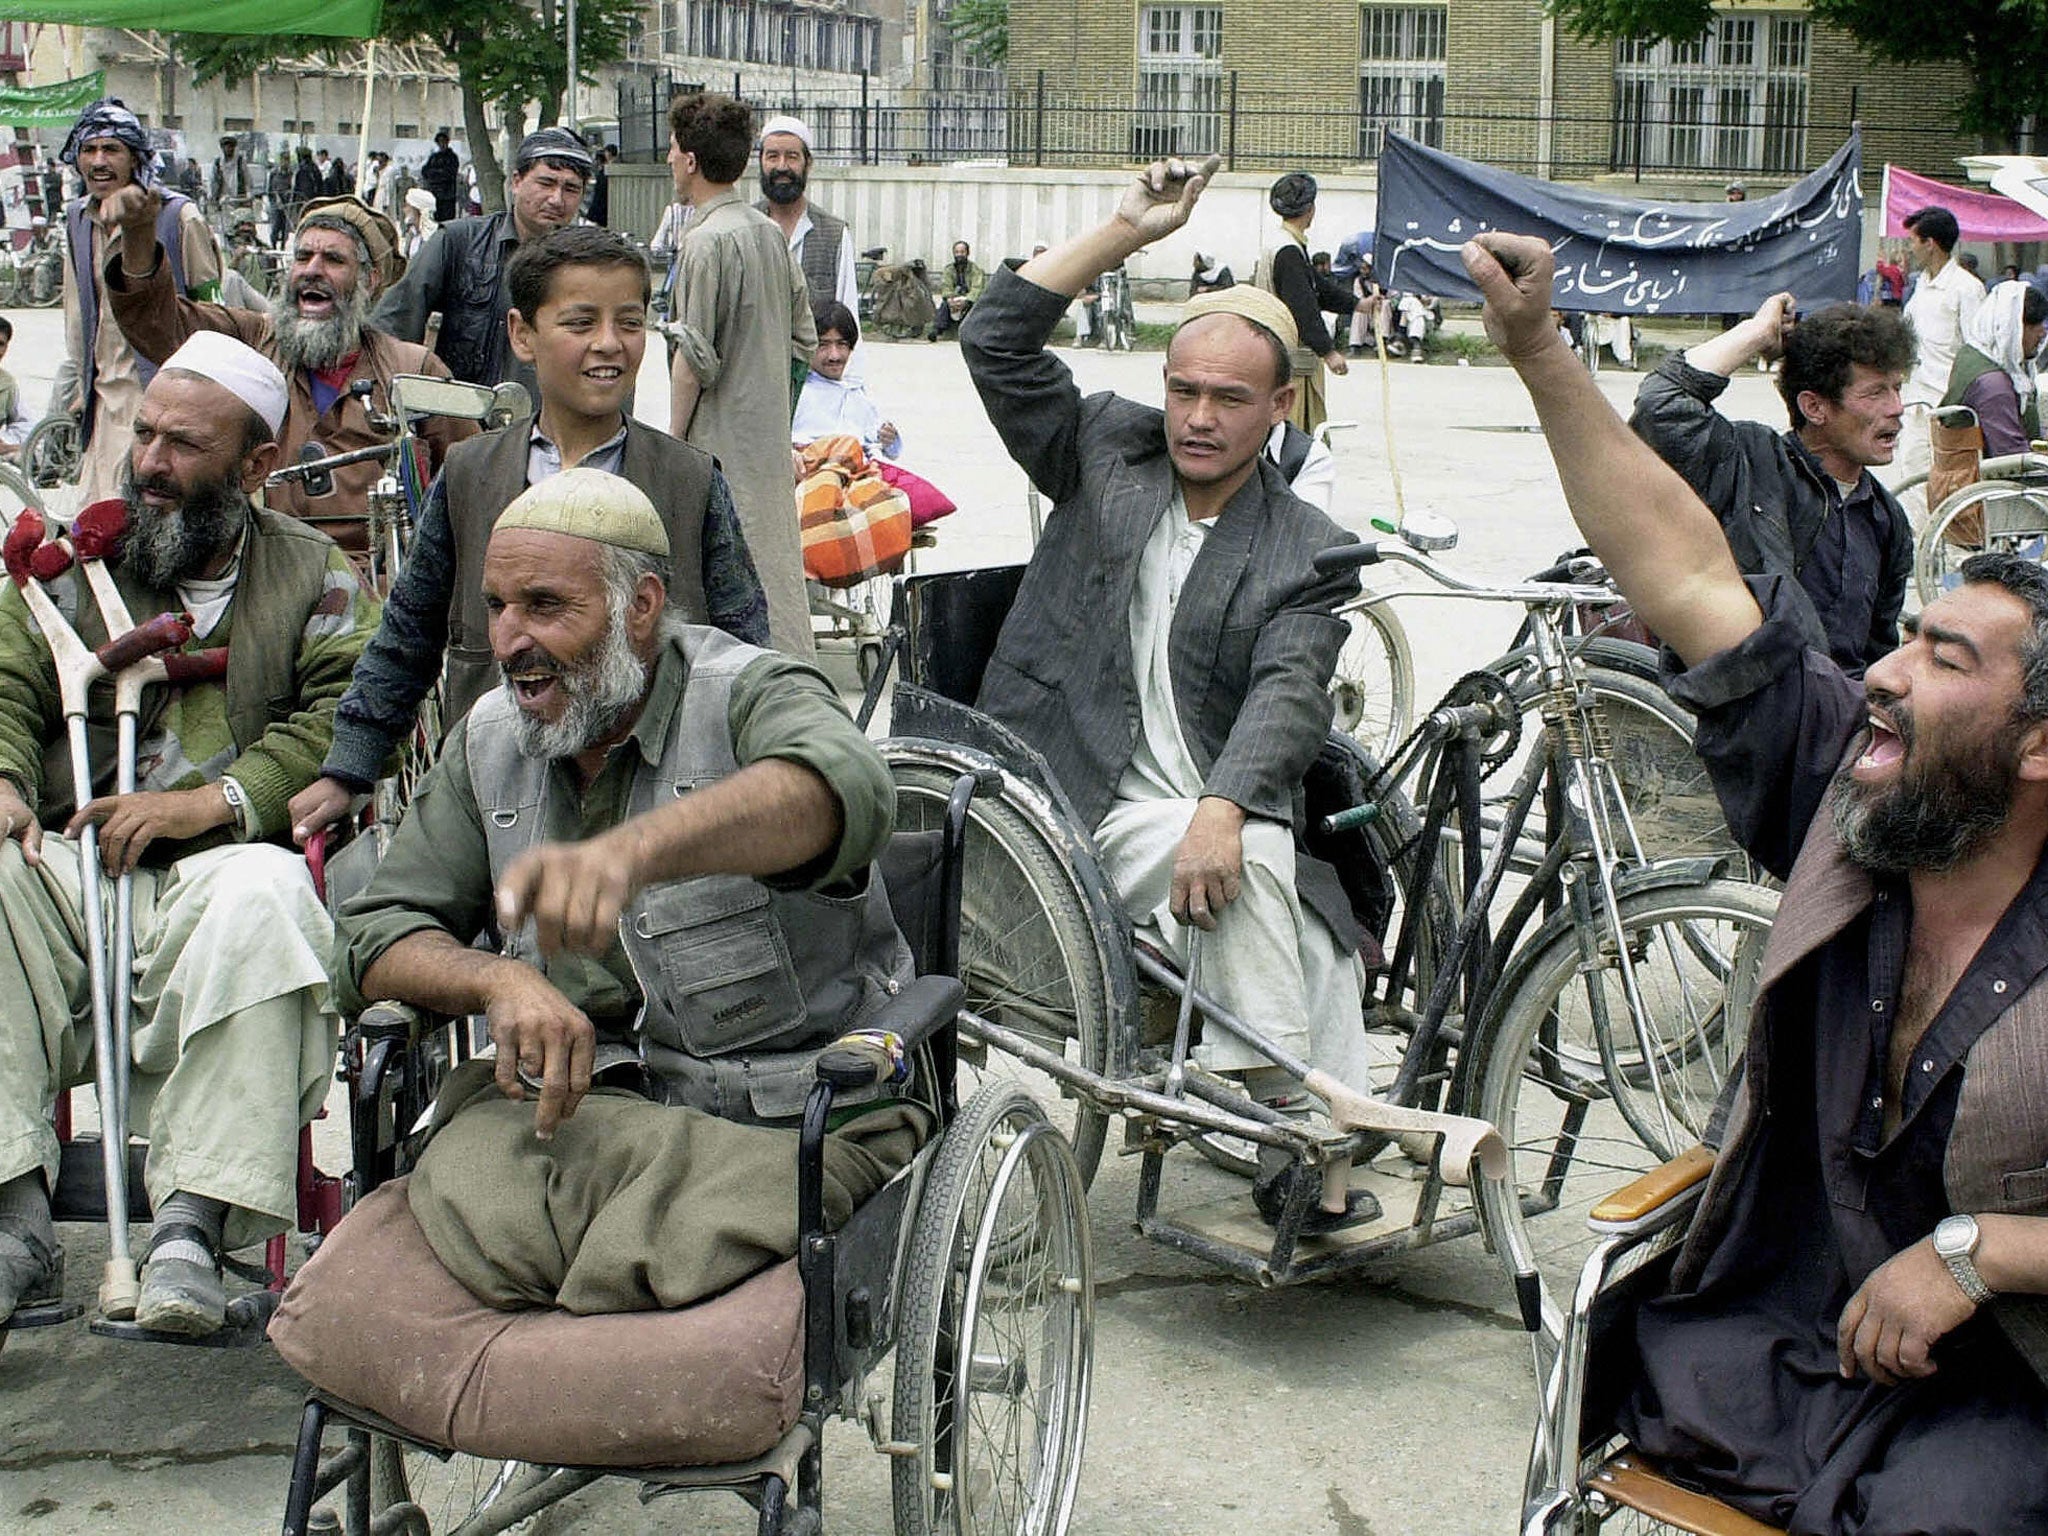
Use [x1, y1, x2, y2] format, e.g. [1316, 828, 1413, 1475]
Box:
[1933, 1214, 1992, 1305]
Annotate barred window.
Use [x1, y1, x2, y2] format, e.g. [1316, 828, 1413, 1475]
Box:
[1612, 13, 1808, 175]
[1135, 5, 1224, 158]
[1359, 4, 1445, 159]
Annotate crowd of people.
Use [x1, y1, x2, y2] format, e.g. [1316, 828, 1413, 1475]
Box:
[0, 80, 2046, 1531]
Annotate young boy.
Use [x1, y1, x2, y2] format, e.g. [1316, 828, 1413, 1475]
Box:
[793, 301, 901, 458]
[0, 318, 33, 458]
[287, 225, 768, 841]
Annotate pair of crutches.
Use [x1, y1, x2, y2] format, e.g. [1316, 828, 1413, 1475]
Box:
[4, 504, 228, 1319]
[1153, 929, 1508, 1214]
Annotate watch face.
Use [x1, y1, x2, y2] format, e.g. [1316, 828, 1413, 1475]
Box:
[1935, 1214, 1977, 1257]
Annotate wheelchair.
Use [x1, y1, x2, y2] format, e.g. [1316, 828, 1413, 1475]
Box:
[1521, 1146, 1783, 1536]
[1911, 406, 2048, 606]
[275, 770, 1096, 1536]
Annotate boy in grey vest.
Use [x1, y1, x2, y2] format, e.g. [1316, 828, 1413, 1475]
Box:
[289, 226, 768, 844]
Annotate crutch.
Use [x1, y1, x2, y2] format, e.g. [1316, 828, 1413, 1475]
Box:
[4, 508, 195, 1318]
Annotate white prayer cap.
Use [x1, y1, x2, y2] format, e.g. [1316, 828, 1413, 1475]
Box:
[160, 331, 289, 438]
[759, 114, 813, 151]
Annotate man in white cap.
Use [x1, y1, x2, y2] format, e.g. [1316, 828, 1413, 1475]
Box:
[328, 468, 921, 1314]
[755, 114, 860, 323]
[103, 185, 477, 557]
[960, 156, 1379, 1232]
[0, 333, 376, 1335]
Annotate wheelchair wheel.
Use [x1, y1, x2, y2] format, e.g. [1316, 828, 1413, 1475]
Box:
[368, 1434, 547, 1533]
[23, 412, 81, 490]
[1330, 595, 1414, 766]
[1914, 482, 2048, 607]
[1470, 878, 1775, 1353]
[891, 1083, 1093, 1536]
[889, 760, 1119, 1187]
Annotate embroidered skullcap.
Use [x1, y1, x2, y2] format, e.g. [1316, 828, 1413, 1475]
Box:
[298, 194, 407, 288]
[1269, 172, 1318, 219]
[493, 468, 670, 557]
[160, 331, 289, 438]
[760, 114, 814, 152]
[514, 127, 595, 179]
[61, 98, 155, 186]
[1181, 285, 1300, 354]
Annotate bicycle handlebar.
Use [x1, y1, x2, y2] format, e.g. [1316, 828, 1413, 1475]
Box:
[1314, 541, 1616, 606]
[266, 440, 399, 486]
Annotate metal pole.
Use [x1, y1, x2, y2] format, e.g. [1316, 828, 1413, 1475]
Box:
[1227, 69, 1237, 171]
[1034, 67, 1044, 168]
[356, 40, 375, 187]
[860, 69, 870, 164]
[1848, 84, 1860, 125]
[567, 0, 580, 132]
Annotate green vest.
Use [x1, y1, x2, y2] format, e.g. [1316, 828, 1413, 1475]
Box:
[1943, 344, 2041, 441]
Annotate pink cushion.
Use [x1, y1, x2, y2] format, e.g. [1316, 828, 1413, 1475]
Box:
[269, 1179, 805, 1467]
[876, 461, 958, 528]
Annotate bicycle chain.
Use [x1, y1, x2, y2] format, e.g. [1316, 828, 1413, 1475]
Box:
[1444, 670, 1523, 775]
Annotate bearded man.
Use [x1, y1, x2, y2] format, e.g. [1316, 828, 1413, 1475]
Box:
[329, 469, 922, 1316]
[753, 115, 860, 322]
[0, 333, 376, 1336]
[105, 190, 476, 557]
[1469, 230, 2048, 1532]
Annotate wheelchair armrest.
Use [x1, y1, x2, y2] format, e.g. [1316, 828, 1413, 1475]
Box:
[1586, 1144, 1714, 1238]
[354, 1000, 434, 1045]
[814, 976, 967, 1090]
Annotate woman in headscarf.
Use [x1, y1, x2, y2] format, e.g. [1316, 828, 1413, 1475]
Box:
[1253, 171, 1347, 434]
[1942, 277, 2047, 456]
[56, 97, 221, 501]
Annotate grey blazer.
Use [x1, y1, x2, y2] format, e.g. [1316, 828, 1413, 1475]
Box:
[959, 267, 1364, 947]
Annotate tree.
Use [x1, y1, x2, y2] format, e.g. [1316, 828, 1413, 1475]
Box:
[1546, 0, 2048, 146]
[171, 0, 638, 211]
[944, 0, 1008, 68]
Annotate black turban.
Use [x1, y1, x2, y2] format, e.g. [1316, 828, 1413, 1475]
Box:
[1269, 172, 1317, 219]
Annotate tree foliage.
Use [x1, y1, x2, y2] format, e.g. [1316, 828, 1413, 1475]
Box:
[1546, 0, 2048, 145]
[944, 0, 1008, 67]
[169, 0, 639, 205]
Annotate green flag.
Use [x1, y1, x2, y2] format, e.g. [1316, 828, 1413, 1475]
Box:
[0, 71, 105, 126]
[0, 0, 381, 37]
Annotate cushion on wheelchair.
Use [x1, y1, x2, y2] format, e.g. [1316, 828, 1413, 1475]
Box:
[270, 1179, 804, 1467]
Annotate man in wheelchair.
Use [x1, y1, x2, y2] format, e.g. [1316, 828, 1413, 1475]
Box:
[328, 468, 927, 1313]
[958, 155, 1377, 1232]
[0, 335, 375, 1335]
[1472, 232, 2048, 1531]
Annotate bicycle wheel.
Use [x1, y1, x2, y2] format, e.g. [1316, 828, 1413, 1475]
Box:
[1470, 877, 1776, 1347]
[1330, 595, 1414, 766]
[888, 758, 1119, 1188]
[1504, 661, 1750, 878]
[891, 1083, 1093, 1536]
[23, 413, 81, 490]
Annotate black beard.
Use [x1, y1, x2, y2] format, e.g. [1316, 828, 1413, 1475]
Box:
[759, 166, 805, 205]
[270, 280, 370, 373]
[1830, 705, 2022, 874]
[119, 463, 251, 589]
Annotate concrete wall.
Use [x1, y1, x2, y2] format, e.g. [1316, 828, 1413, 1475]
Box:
[610, 160, 1379, 286]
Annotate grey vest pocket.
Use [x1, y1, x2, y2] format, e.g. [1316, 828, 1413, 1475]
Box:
[627, 876, 809, 1055]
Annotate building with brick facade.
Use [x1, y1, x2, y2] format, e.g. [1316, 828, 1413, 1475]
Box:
[1006, 0, 1979, 191]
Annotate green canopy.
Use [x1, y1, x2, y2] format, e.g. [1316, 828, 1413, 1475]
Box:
[0, 71, 104, 126]
[0, 0, 381, 37]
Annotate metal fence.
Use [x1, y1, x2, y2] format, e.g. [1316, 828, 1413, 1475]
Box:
[617, 72, 1972, 180]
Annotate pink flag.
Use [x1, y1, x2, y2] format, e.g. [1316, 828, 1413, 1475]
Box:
[1882, 163, 2048, 241]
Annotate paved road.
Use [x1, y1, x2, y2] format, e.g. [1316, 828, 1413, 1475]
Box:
[0, 303, 1790, 1535]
